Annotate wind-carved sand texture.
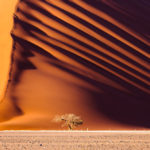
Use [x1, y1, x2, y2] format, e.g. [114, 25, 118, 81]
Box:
[0, 0, 150, 130]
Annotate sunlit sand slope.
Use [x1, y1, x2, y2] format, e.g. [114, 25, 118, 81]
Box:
[0, 0, 149, 130]
[0, 0, 18, 101]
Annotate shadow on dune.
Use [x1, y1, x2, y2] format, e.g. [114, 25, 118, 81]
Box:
[90, 90, 150, 128]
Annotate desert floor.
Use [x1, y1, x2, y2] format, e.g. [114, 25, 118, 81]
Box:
[0, 131, 150, 149]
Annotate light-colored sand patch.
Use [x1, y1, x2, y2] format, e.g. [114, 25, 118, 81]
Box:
[0, 131, 150, 149]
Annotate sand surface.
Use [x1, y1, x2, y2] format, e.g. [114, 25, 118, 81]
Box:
[0, 131, 150, 149]
[0, 0, 149, 130]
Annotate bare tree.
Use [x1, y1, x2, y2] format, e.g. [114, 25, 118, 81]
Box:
[53, 114, 83, 130]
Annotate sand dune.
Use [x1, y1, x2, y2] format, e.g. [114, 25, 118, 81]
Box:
[0, 0, 149, 130]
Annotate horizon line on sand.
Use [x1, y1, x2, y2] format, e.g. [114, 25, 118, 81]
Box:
[1, 130, 150, 133]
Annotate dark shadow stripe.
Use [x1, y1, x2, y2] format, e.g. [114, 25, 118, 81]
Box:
[27, 29, 150, 95]
[44, 1, 149, 62]
[22, 1, 150, 73]
[84, 0, 150, 40]
[18, 8, 150, 83]
[62, 0, 150, 53]
[19, 9, 150, 82]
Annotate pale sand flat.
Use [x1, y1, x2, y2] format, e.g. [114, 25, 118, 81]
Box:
[0, 131, 150, 149]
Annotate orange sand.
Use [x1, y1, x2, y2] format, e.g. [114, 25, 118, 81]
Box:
[0, 0, 18, 100]
[0, 0, 149, 130]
